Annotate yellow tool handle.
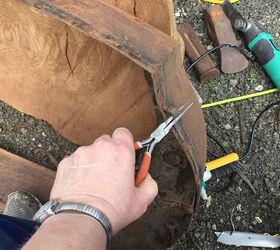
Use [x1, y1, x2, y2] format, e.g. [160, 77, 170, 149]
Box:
[202, 0, 239, 4]
[206, 153, 239, 171]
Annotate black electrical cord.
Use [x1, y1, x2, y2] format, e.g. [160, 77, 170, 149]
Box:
[184, 42, 279, 193]
[207, 100, 280, 193]
[207, 132, 228, 154]
[207, 133, 236, 193]
[186, 44, 255, 73]
[239, 100, 280, 161]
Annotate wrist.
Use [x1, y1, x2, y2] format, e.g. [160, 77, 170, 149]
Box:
[46, 212, 106, 238]
[34, 200, 113, 246]
[25, 213, 106, 250]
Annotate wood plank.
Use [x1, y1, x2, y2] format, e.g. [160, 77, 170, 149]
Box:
[22, 0, 176, 71]
[0, 149, 55, 203]
[0, 202, 5, 212]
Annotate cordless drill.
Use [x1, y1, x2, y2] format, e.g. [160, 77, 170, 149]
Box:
[223, 0, 280, 88]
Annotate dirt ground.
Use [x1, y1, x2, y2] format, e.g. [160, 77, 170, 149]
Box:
[172, 0, 280, 249]
[0, 0, 279, 249]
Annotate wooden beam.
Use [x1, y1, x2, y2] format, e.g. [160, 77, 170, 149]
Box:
[0, 149, 55, 203]
[21, 0, 177, 72]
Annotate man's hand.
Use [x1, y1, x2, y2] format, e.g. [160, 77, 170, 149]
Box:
[50, 128, 158, 234]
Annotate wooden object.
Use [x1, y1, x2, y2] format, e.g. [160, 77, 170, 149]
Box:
[178, 22, 220, 82]
[0, 0, 207, 248]
[204, 5, 249, 74]
[0, 0, 183, 146]
[0, 148, 55, 203]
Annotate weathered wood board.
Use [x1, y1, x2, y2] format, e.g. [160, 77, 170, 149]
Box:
[0, 149, 55, 203]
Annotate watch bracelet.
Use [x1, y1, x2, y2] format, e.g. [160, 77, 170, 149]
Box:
[39, 201, 113, 246]
[56, 202, 112, 246]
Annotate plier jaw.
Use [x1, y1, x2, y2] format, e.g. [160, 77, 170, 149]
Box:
[134, 100, 193, 187]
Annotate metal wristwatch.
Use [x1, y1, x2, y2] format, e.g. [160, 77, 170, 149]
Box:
[33, 200, 112, 246]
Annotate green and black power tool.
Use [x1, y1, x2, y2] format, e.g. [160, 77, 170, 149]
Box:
[223, 0, 280, 88]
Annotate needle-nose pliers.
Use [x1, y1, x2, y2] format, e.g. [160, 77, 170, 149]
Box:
[135, 101, 193, 186]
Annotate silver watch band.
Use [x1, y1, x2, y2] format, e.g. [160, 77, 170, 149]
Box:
[55, 202, 112, 246]
[33, 201, 112, 247]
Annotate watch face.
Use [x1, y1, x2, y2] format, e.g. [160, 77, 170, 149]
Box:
[33, 201, 56, 223]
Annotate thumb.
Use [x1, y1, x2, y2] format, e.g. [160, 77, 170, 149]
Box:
[134, 174, 158, 217]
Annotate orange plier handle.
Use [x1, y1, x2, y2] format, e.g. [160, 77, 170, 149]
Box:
[134, 142, 152, 187]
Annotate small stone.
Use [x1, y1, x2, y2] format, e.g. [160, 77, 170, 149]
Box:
[0, 127, 2, 133]
[42, 132, 47, 137]
[207, 222, 211, 229]
[200, 232, 206, 240]
[27, 118, 35, 125]
[255, 217, 263, 224]
[228, 187, 235, 193]
[220, 219, 224, 224]
[236, 216, 241, 222]
[212, 224, 217, 230]
[162, 150, 182, 166]
[194, 232, 200, 238]
[206, 195, 212, 208]
[229, 79, 238, 87]
[38, 144, 42, 148]
[236, 186, 242, 193]
[31, 137, 35, 141]
[261, 204, 267, 210]
[253, 180, 259, 188]
[269, 171, 276, 178]
[264, 178, 272, 191]
[255, 85, 264, 91]
[200, 222, 206, 228]
[251, 219, 257, 226]
[224, 124, 232, 130]
[20, 127, 28, 134]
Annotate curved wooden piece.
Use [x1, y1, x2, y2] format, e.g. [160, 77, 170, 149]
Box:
[0, 148, 55, 203]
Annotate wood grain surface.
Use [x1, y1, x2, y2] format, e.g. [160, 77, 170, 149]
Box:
[0, 148, 55, 203]
[0, 0, 157, 145]
[0, 0, 185, 146]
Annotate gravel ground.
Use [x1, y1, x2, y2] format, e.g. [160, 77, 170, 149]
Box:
[0, 0, 279, 249]
[172, 0, 280, 249]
